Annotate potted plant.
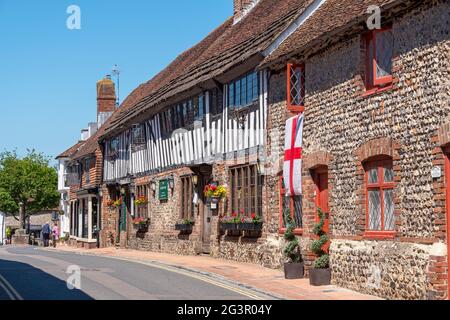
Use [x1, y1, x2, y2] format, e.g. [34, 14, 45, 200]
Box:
[283, 208, 304, 279]
[132, 217, 149, 232]
[309, 208, 331, 286]
[175, 218, 195, 232]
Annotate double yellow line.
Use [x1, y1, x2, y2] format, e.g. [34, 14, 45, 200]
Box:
[0, 274, 23, 301]
[110, 256, 266, 300]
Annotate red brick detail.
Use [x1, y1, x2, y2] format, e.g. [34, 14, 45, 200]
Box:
[438, 122, 450, 147]
[428, 255, 448, 300]
[303, 150, 332, 170]
[353, 138, 401, 238]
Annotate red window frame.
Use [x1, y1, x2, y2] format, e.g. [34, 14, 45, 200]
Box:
[365, 28, 393, 90]
[278, 176, 303, 235]
[364, 158, 396, 239]
[287, 63, 305, 113]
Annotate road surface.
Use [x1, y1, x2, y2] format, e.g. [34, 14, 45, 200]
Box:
[0, 246, 273, 300]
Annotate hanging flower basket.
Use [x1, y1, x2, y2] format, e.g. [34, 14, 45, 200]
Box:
[134, 196, 148, 206]
[204, 184, 227, 199]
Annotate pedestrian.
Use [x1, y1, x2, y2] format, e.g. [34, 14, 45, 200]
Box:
[52, 223, 60, 248]
[42, 222, 51, 247]
[5, 227, 12, 245]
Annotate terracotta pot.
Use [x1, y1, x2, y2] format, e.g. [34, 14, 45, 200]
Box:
[309, 268, 331, 286]
[284, 262, 304, 279]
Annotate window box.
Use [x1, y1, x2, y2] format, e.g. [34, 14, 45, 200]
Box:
[175, 223, 194, 232]
[219, 223, 239, 232]
[238, 222, 263, 231]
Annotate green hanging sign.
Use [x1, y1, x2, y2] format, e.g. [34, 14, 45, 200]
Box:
[159, 179, 169, 201]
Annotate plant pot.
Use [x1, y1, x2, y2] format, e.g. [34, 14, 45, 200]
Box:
[309, 268, 331, 286]
[238, 223, 263, 231]
[135, 224, 148, 232]
[284, 262, 304, 279]
[175, 224, 194, 232]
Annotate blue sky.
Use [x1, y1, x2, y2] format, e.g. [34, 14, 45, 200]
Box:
[0, 0, 231, 161]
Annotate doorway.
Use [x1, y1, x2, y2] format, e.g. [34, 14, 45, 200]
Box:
[313, 166, 330, 251]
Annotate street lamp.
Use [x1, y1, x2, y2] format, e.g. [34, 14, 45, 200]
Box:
[191, 175, 198, 187]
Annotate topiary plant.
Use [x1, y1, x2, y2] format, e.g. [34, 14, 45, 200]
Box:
[311, 208, 329, 269]
[283, 207, 303, 263]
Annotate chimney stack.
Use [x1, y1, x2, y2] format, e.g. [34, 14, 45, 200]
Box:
[97, 75, 116, 128]
[233, 0, 259, 23]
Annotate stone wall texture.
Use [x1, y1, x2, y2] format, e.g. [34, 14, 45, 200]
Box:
[263, 2, 449, 299]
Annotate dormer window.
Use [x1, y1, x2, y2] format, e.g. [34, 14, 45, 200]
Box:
[287, 63, 305, 113]
[227, 71, 259, 110]
[365, 28, 394, 90]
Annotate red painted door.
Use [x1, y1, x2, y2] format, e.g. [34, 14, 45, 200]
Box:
[315, 167, 330, 252]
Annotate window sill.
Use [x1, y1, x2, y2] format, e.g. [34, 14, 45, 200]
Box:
[361, 84, 393, 97]
[278, 228, 303, 236]
[363, 231, 396, 240]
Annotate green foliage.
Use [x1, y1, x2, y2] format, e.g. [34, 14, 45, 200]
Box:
[283, 205, 303, 264]
[0, 150, 59, 218]
[311, 208, 329, 269]
[314, 254, 330, 269]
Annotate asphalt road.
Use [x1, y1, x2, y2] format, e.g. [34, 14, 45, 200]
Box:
[0, 246, 273, 300]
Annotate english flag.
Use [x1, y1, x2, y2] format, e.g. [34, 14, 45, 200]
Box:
[283, 114, 304, 196]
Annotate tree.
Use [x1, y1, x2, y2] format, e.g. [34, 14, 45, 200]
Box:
[0, 150, 59, 228]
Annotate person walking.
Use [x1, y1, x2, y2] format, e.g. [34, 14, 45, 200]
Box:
[52, 223, 60, 248]
[42, 222, 51, 247]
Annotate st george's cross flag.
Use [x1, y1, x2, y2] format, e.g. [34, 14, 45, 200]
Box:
[283, 114, 304, 196]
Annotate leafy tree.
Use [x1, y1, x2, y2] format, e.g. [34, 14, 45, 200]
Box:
[0, 150, 59, 228]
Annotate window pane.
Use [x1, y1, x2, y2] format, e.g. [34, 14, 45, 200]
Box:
[368, 190, 381, 230]
[384, 164, 394, 183]
[252, 72, 258, 101]
[384, 189, 395, 231]
[293, 195, 302, 228]
[282, 196, 290, 227]
[368, 167, 378, 184]
[367, 37, 374, 85]
[247, 73, 253, 104]
[235, 80, 241, 107]
[290, 66, 304, 106]
[229, 83, 235, 108]
[376, 30, 393, 78]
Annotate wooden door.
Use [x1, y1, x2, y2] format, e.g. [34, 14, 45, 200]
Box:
[200, 175, 212, 253]
[314, 167, 330, 252]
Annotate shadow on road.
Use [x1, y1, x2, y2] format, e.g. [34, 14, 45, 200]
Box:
[0, 259, 93, 300]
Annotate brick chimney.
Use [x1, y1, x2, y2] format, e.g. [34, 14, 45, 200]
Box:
[233, 0, 260, 24]
[97, 75, 116, 128]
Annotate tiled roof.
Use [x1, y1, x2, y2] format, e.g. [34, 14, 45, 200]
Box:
[261, 0, 424, 67]
[56, 141, 85, 159]
[71, 127, 103, 160]
[99, 0, 313, 139]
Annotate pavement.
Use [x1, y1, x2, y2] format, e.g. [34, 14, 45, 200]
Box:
[0, 246, 274, 300]
[40, 244, 382, 300]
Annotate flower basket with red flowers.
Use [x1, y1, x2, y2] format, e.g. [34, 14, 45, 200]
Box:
[132, 217, 149, 232]
[203, 184, 227, 200]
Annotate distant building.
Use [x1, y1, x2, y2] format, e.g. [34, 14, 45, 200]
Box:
[0, 212, 5, 244]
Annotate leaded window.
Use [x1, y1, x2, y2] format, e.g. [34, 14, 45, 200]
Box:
[280, 177, 302, 229]
[287, 63, 305, 112]
[227, 71, 259, 110]
[365, 158, 395, 232]
[229, 164, 263, 218]
[132, 124, 146, 151]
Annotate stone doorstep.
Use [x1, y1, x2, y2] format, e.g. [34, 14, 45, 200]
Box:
[43, 246, 382, 300]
